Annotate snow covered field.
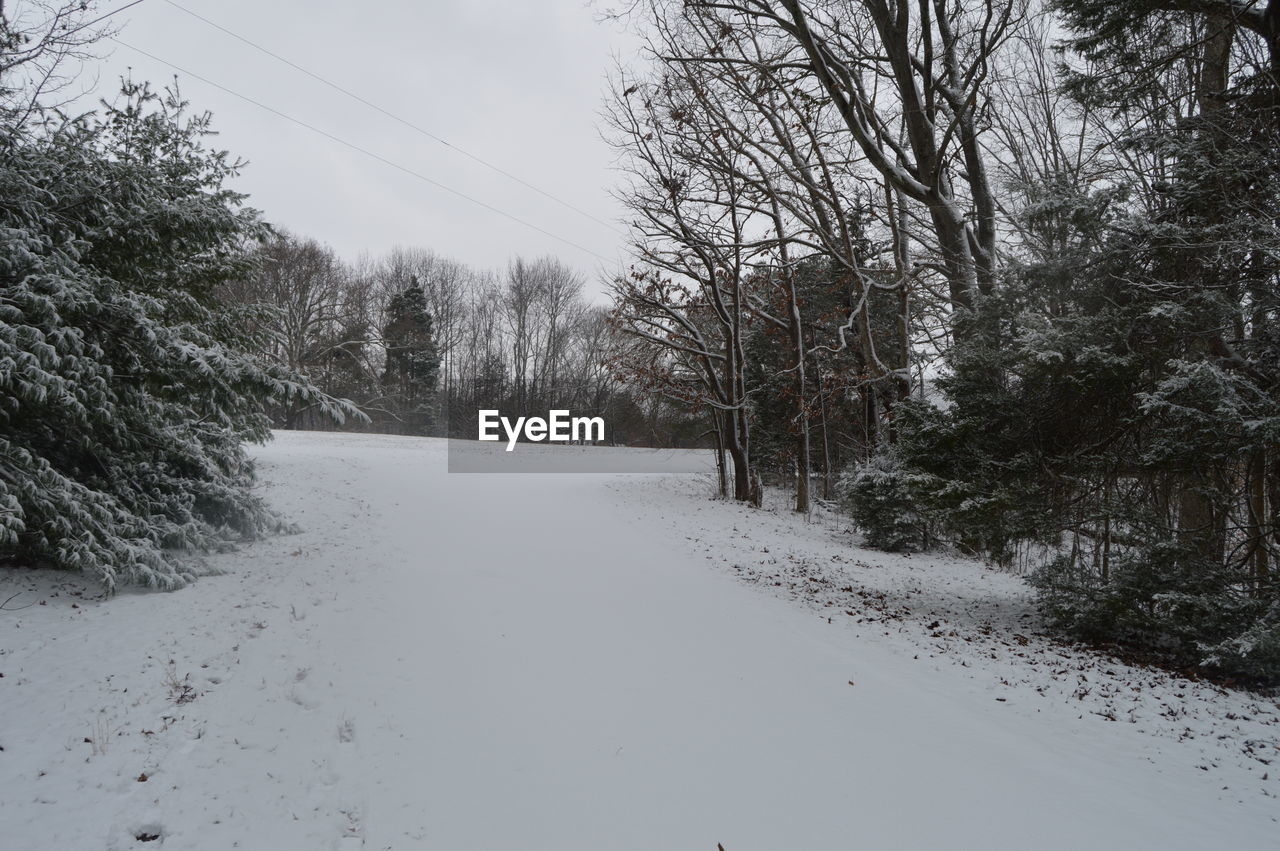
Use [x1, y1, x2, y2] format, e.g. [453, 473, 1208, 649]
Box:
[2, 430, 1277, 849]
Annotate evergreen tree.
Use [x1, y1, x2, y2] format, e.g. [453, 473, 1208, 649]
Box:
[880, 3, 1280, 679]
[0, 79, 359, 590]
[381, 279, 440, 435]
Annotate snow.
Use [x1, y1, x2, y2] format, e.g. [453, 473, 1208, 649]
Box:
[1, 430, 1277, 849]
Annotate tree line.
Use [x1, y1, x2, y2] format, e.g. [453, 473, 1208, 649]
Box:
[221, 234, 708, 446]
[605, 0, 1280, 681]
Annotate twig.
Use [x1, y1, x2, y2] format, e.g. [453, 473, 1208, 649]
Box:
[0, 591, 36, 612]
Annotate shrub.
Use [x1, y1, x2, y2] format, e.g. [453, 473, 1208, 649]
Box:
[838, 452, 927, 552]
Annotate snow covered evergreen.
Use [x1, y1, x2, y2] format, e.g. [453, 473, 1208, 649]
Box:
[0, 80, 359, 589]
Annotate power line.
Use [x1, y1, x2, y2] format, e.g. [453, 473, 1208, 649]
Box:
[109, 37, 615, 264]
[161, 0, 624, 236]
[69, 0, 151, 38]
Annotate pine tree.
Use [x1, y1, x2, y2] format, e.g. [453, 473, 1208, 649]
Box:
[883, 2, 1280, 680]
[381, 279, 440, 435]
[0, 79, 360, 590]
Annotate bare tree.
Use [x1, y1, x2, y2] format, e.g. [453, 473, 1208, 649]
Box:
[669, 0, 1024, 337]
[605, 61, 762, 501]
[1, 0, 120, 127]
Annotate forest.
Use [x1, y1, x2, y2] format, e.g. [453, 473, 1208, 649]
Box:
[2, 0, 1279, 682]
[597, 0, 1280, 682]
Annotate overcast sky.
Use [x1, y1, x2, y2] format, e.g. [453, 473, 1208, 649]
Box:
[72, 0, 638, 295]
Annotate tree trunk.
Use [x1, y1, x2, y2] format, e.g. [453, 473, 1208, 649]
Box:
[712, 414, 728, 498]
[1249, 448, 1270, 595]
[724, 413, 752, 502]
[815, 359, 834, 500]
[787, 275, 811, 513]
[1177, 479, 1224, 564]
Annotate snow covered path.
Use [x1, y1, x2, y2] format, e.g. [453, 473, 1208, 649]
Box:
[2, 431, 1277, 849]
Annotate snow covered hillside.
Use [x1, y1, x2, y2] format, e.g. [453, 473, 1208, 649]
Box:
[1, 431, 1277, 849]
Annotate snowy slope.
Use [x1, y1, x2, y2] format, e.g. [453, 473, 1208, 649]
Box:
[1, 431, 1276, 849]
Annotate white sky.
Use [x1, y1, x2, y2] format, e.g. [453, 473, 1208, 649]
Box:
[69, 0, 638, 295]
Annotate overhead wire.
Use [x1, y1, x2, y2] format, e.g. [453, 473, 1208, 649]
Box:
[46, 0, 150, 44]
[160, 0, 624, 235]
[109, 37, 616, 263]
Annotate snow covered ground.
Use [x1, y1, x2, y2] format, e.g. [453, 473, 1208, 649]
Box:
[1, 430, 1277, 849]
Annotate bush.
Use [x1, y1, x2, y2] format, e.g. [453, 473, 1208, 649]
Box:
[838, 452, 927, 552]
[1032, 542, 1280, 682]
